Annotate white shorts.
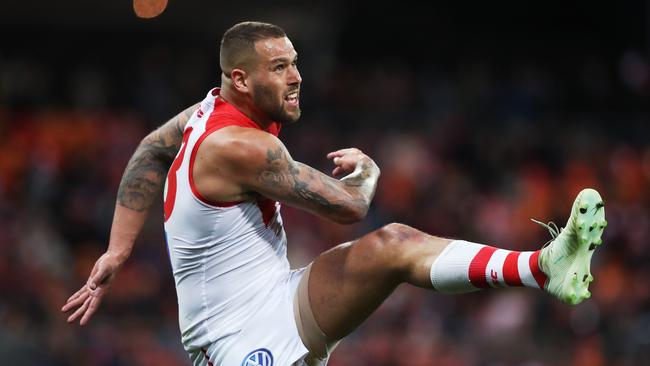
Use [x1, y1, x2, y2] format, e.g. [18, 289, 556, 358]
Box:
[187, 267, 311, 366]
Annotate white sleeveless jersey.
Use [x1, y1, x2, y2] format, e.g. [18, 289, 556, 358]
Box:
[163, 88, 290, 350]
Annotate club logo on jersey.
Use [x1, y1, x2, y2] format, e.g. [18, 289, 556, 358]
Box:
[241, 348, 273, 366]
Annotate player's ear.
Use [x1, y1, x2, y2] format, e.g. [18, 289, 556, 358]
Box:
[231, 69, 249, 93]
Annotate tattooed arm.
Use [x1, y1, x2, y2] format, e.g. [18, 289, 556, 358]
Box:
[108, 103, 198, 257]
[62, 103, 199, 325]
[206, 129, 380, 224]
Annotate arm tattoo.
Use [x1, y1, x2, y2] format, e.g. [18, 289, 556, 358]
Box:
[257, 147, 347, 214]
[117, 135, 180, 211]
[258, 148, 288, 185]
[292, 177, 345, 212]
[117, 104, 198, 211]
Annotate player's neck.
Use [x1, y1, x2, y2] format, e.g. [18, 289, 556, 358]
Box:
[220, 87, 273, 130]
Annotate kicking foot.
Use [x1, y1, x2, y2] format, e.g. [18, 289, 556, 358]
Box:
[536, 188, 606, 305]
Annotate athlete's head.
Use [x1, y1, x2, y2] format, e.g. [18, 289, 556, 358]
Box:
[220, 21, 301, 125]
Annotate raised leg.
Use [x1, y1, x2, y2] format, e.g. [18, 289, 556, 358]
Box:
[307, 223, 450, 340]
[305, 188, 606, 343]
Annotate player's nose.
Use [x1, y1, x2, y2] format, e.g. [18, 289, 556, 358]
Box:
[288, 65, 302, 84]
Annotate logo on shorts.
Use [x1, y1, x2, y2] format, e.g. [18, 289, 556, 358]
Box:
[241, 348, 273, 366]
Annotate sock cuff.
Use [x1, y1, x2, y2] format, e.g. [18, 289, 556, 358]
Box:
[430, 240, 485, 293]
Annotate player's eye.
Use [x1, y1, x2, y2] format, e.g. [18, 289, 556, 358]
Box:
[274, 64, 286, 72]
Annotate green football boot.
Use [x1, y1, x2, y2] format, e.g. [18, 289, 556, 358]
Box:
[534, 188, 607, 305]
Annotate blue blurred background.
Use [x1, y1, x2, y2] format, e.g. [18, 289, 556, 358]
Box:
[1, 1, 649, 365]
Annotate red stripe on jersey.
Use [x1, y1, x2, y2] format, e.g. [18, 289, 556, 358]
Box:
[205, 95, 282, 136]
[503, 251, 523, 286]
[468, 246, 497, 288]
[187, 94, 282, 208]
[164, 127, 193, 221]
[529, 250, 548, 289]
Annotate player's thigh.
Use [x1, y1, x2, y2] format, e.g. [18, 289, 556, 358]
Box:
[307, 226, 406, 340]
[307, 223, 449, 340]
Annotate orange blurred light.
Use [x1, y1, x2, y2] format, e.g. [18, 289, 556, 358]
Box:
[133, 0, 168, 19]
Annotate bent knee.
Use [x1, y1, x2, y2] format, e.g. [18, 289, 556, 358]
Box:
[375, 223, 424, 246]
[361, 223, 425, 260]
[355, 223, 426, 276]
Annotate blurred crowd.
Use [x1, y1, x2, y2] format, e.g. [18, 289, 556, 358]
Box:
[1, 25, 650, 366]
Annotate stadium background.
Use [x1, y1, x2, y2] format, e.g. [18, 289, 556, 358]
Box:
[1, 1, 649, 365]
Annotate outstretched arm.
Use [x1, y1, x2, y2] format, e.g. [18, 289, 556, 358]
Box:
[61, 103, 199, 325]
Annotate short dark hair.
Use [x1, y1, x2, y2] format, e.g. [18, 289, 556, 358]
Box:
[219, 21, 286, 75]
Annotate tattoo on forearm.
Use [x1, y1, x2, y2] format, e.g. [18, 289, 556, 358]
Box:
[292, 179, 344, 210]
[257, 147, 350, 214]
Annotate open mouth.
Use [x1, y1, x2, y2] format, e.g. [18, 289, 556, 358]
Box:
[284, 91, 299, 106]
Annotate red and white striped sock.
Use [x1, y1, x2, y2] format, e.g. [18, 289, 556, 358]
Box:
[430, 240, 548, 293]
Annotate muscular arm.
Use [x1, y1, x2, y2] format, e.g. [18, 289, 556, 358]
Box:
[108, 103, 199, 260]
[63, 103, 200, 325]
[217, 132, 380, 224]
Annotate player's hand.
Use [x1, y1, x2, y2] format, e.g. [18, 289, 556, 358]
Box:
[327, 148, 375, 176]
[61, 252, 123, 326]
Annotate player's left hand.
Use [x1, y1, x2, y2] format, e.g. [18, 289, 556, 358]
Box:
[61, 252, 122, 326]
[327, 148, 375, 176]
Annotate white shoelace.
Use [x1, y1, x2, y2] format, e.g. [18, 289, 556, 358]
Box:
[531, 218, 562, 248]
